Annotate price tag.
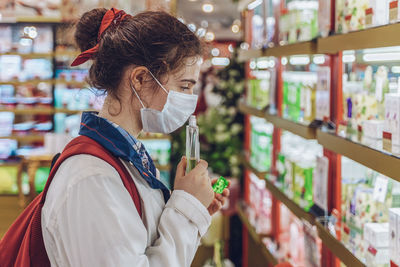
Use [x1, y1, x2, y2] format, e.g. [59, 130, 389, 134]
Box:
[373, 175, 389, 203]
[313, 156, 329, 211]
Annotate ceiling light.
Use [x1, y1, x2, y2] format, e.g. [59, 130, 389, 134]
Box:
[248, 0, 262, 10]
[211, 48, 220, 56]
[249, 60, 256, 69]
[201, 20, 209, 28]
[289, 56, 310, 65]
[363, 52, 400, 62]
[228, 44, 234, 53]
[391, 66, 400, 73]
[240, 42, 249, 50]
[231, 24, 240, 33]
[202, 3, 214, 13]
[212, 57, 230, 66]
[233, 19, 241, 26]
[187, 23, 196, 32]
[196, 28, 206, 38]
[313, 55, 325, 65]
[205, 31, 215, 41]
[257, 59, 269, 69]
[178, 18, 185, 24]
[342, 54, 356, 63]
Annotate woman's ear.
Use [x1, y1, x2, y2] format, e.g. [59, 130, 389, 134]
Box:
[130, 66, 150, 93]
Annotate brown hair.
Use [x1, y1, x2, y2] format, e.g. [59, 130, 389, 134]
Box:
[74, 8, 202, 99]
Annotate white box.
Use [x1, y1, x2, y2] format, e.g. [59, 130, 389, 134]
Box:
[362, 120, 384, 139]
[389, 208, 400, 265]
[368, 0, 390, 27]
[364, 223, 390, 248]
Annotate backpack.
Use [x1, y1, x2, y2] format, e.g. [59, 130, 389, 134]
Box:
[0, 135, 142, 267]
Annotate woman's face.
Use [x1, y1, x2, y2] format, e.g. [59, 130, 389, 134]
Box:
[148, 56, 202, 111]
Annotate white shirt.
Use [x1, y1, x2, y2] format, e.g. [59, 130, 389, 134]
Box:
[42, 154, 211, 267]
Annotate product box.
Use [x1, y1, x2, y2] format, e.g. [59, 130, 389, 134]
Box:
[389, 1, 400, 23]
[362, 120, 384, 139]
[384, 94, 400, 148]
[364, 223, 389, 248]
[389, 208, 400, 265]
[365, 244, 390, 266]
[366, 0, 390, 28]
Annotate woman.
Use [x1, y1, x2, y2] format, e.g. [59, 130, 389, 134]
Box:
[42, 8, 229, 266]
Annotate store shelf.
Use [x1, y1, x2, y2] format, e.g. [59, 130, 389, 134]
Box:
[238, 101, 316, 139]
[0, 108, 86, 115]
[238, 41, 317, 62]
[315, 221, 365, 267]
[318, 23, 400, 54]
[0, 108, 54, 115]
[0, 52, 54, 58]
[16, 17, 62, 23]
[55, 79, 87, 87]
[237, 101, 266, 118]
[316, 129, 400, 181]
[0, 135, 44, 142]
[238, 49, 263, 62]
[237, 202, 278, 266]
[138, 134, 171, 141]
[264, 113, 316, 140]
[265, 41, 317, 57]
[155, 164, 171, 171]
[242, 157, 314, 224]
[0, 79, 53, 86]
[242, 157, 366, 266]
[55, 51, 80, 57]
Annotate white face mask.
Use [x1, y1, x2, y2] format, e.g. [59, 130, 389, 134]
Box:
[131, 71, 198, 134]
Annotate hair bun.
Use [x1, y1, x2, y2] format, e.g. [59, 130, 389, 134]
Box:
[74, 8, 107, 52]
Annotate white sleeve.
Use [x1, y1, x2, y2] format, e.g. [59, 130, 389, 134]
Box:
[44, 174, 211, 267]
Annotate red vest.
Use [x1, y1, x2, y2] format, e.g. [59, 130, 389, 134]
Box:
[0, 136, 142, 267]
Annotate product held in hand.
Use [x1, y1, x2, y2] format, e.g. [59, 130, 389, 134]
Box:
[213, 176, 229, 194]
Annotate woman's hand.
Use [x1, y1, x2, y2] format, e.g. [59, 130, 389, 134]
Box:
[174, 157, 214, 209]
[207, 178, 230, 216]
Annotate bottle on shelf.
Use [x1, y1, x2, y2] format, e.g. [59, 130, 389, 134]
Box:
[186, 115, 200, 174]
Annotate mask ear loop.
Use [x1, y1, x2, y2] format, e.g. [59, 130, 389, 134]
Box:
[129, 80, 146, 108]
[148, 71, 169, 95]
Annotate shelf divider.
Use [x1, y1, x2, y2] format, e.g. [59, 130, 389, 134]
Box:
[316, 129, 400, 181]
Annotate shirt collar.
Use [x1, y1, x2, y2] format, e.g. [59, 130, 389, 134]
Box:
[79, 111, 170, 202]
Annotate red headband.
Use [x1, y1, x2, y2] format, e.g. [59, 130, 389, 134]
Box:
[71, 8, 130, 67]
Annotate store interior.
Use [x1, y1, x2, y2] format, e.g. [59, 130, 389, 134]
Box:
[2, 0, 400, 266]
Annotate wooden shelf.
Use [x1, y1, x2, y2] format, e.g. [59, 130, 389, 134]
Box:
[238, 41, 316, 62]
[265, 41, 317, 57]
[318, 23, 400, 54]
[238, 101, 316, 139]
[315, 221, 365, 267]
[0, 52, 53, 58]
[237, 202, 278, 266]
[0, 79, 53, 86]
[242, 158, 315, 224]
[239, 23, 400, 60]
[155, 164, 171, 171]
[0, 135, 44, 142]
[0, 108, 54, 115]
[238, 49, 263, 62]
[0, 108, 87, 115]
[316, 129, 400, 181]
[138, 134, 171, 141]
[264, 113, 316, 140]
[55, 79, 87, 87]
[242, 158, 366, 267]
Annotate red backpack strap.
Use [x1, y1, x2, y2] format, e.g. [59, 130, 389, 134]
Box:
[42, 135, 142, 216]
